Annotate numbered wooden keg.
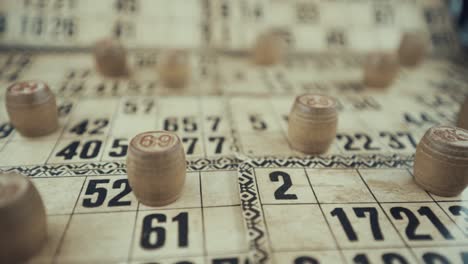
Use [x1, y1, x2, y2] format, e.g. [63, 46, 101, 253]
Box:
[93, 38, 129, 77]
[157, 50, 191, 88]
[0, 173, 47, 263]
[414, 125, 468, 197]
[126, 131, 186, 206]
[398, 31, 429, 67]
[252, 31, 286, 66]
[288, 94, 338, 154]
[6, 80, 58, 137]
[363, 52, 399, 89]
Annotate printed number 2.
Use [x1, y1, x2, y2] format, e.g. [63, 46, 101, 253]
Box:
[269, 171, 298, 200]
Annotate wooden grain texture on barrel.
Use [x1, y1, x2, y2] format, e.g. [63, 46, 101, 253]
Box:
[0, 173, 47, 263]
[363, 52, 399, 89]
[6, 80, 58, 137]
[94, 38, 129, 77]
[126, 131, 186, 206]
[157, 50, 191, 89]
[414, 125, 468, 197]
[288, 94, 338, 154]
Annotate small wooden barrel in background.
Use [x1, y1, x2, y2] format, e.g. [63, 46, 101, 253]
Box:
[252, 31, 285, 66]
[414, 125, 468, 197]
[288, 94, 338, 154]
[363, 52, 399, 89]
[126, 131, 186, 206]
[0, 173, 47, 263]
[94, 38, 129, 77]
[157, 50, 191, 89]
[6, 81, 58, 137]
[398, 31, 429, 67]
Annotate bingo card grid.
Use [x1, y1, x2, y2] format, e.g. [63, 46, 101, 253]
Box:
[238, 158, 468, 264]
[0, 0, 467, 264]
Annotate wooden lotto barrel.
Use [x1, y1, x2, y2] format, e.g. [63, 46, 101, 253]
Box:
[0, 173, 47, 263]
[93, 38, 129, 77]
[6, 80, 58, 137]
[157, 50, 191, 88]
[414, 125, 468, 197]
[252, 31, 286, 66]
[126, 131, 186, 206]
[398, 31, 429, 67]
[363, 52, 399, 89]
[288, 94, 338, 154]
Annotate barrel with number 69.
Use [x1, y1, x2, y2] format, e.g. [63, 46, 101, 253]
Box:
[126, 131, 186, 206]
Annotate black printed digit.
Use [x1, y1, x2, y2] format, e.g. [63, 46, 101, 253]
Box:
[89, 119, 109, 134]
[57, 102, 73, 117]
[336, 134, 360, 151]
[354, 207, 384, 240]
[331, 207, 358, 241]
[380, 132, 405, 150]
[448, 205, 468, 234]
[183, 117, 197, 132]
[355, 133, 380, 151]
[390, 207, 432, 240]
[108, 179, 132, 207]
[418, 206, 454, 240]
[82, 179, 110, 208]
[249, 114, 267, 131]
[296, 2, 319, 24]
[140, 212, 189, 249]
[69, 119, 109, 135]
[206, 116, 221, 131]
[269, 171, 298, 200]
[140, 213, 166, 249]
[56, 141, 80, 160]
[143, 100, 155, 113]
[295, 256, 319, 264]
[79, 140, 102, 159]
[374, 4, 394, 25]
[164, 117, 178, 131]
[173, 212, 189, 247]
[69, 120, 89, 135]
[208, 136, 225, 154]
[398, 132, 417, 148]
[56, 140, 103, 160]
[0, 123, 14, 139]
[182, 137, 198, 155]
[354, 252, 409, 264]
[403, 112, 438, 127]
[327, 30, 346, 47]
[353, 254, 370, 264]
[382, 253, 409, 264]
[422, 252, 450, 264]
[108, 138, 128, 157]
